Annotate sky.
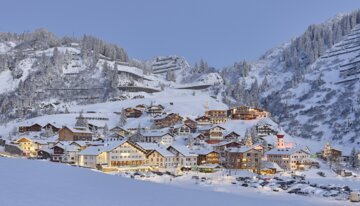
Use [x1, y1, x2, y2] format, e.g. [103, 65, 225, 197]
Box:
[0, 0, 359, 68]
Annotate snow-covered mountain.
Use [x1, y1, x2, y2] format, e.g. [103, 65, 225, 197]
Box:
[0, 30, 221, 123]
[1, 10, 360, 145]
[221, 10, 360, 144]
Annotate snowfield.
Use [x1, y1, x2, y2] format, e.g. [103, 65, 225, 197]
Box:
[0, 157, 345, 206]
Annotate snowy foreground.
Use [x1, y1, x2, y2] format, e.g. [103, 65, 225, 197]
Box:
[0, 158, 346, 206]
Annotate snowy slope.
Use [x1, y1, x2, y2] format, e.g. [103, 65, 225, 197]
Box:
[0, 158, 342, 206]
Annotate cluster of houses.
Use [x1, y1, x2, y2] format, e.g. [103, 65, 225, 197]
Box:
[0, 104, 323, 175]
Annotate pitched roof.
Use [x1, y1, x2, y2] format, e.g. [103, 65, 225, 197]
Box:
[265, 147, 310, 156]
[79, 146, 104, 156]
[140, 129, 172, 137]
[62, 126, 92, 134]
[168, 145, 198, 157]
[226, 146, 258, 153]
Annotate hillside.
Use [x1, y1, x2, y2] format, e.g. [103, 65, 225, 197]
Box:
[0, 157, 341, 206]
[221, 10, 360, 144]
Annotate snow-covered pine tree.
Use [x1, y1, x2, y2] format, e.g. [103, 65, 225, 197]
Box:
[119, 108, 127, 127]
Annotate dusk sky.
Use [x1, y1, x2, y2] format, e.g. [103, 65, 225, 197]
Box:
[1, 0, 360, 67]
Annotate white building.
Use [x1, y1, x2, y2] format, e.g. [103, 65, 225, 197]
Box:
[136, 143, 177, 169]
[167, 145, 198, 168]
[78, 146, 107, 168]
[265, 133, 310, 170]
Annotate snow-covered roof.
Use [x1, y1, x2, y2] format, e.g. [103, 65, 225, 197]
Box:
[265, 147, 309, 155]
[168, 145, 198, 157]
[193, 148, 216, 155]
[140, 129, 171, 137]
[227, 146, 256, 153]
[212, 140, 240, 147]
[261, 161, 284, 171]
[102, 140, 128, 152]
[64, 126, 92, 134]
[79, 146, 104, 156]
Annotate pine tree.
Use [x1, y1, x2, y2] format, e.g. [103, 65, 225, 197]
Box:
[119, 108, 127, 127]
[350, 147, 357, 168]
[137, 123, 142, 134]
[75, 111, 88, 128]
[245, 134, 253, 147]
[103, 123, 109, 136]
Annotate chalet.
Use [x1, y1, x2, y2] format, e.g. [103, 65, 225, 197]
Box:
[136, 143, 176, 169]
[58, 126, 93, 141]
[19, 123, 42, 133]
[194, 133, 208, 145]
[33, 139, 53, 151]
[171, 124, 192, 136]
[184, 118, 197, 132]
[109, 126, 131, 137]
[15, 137, 37, 157]
[37, 148, 52, 160]
[321, 142, 342, 162]
[103, 133, 125, 142]
[124, 107, 142, 118]
[195, 116, 212, 126]
[132, 130, 174, 146]
[256, 124, 275, 137]
[51, 144, 65, 162]
[212, 141, 241, 157]
[69, 141, 89, 150]
[105, 140, 148, 169]
[88, 122, 105, 132]
[135, 104, 147, 112]
[154, 113, 183, 128]
[260, 161, 283, 175]
[209, 125, 226, 141]
[224, 131, 240, 140]
[62, 144, 81, 164]
[167, 145, 198, 168]
[147, 104, 165, 116]
[204, 110, 228, 124]
[194, 149, 220, 165]
[43, 123, 61, 133]
[228, 106, 270, 120]
[78, 146, 107, 168]
[225, 146, 262, 171]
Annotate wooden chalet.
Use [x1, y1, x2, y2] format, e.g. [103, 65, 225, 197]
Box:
[154, 113, 183, 128]
[204, 110, 228, 124]
[212, 141, 241, 157]
[224, 146, 262, 171]
[58, 126, 93, 141]
[228, 106, 269, 120]
[195, 116, 212, 125]
[135, 104, 147, 112]
[43, 123, 61, 133]
[195, 150, 220, 165]
[147, 104, 165, 116]
[18, 123, 42, 133]
[184, 118, 197, 131]
[37, 149, 52, 159]
[51, 145, 65, 162]
[224, 131, 240, 140]
[194, 133, 208, 145]
[256, 124, 275, 136]
[124, 107, 143, 118]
